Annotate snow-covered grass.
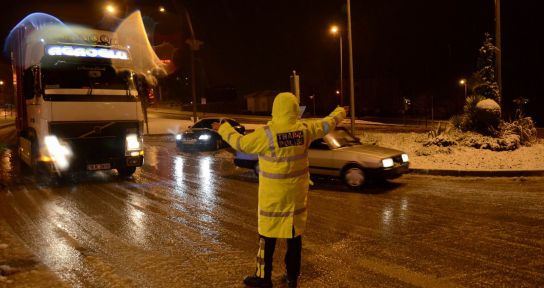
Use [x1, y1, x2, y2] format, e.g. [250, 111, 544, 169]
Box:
[358, 131, 544, 170]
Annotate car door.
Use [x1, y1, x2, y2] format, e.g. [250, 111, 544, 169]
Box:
[308, 139, 337, 176]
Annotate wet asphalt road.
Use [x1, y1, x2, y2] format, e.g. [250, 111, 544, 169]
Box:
[0, 134, 543, 287]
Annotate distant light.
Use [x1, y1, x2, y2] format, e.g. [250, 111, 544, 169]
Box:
[126, 45, 131, 49]
[401, 154, 409, 162]
[106, 4, 116, 14]
[159, 6, 166, 13]
[175, 134, 182, 140]
[0, 80, 4, 86]
[40, 38, 45, 43]
[459, 79, 466, 85]
[330, 25, 339, 34]
[335, 90, 340, 95]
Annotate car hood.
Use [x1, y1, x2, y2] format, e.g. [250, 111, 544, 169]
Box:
[336, 144, 404, 158]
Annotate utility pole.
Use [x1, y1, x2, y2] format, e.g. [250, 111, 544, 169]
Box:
[495, 0, 502, 105]
[347, 0, 356, 135]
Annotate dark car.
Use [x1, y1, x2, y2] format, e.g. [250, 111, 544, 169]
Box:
[176, 117, 245, 151]
[234, 127, 409, 189]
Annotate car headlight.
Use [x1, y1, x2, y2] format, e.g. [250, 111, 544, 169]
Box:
[382, 158, 394, 168]
[175, 134, 182, 140]
[126, 134, 142, 151]
[401, 153, 409, 162]
[44, 135, 72, 170]
[198, 134, 210, 141]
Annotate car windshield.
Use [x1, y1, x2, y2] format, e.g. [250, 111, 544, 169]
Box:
[192, 119, 220, 129]
[192, 118, 239, 129]
[323, 128, 360, 149]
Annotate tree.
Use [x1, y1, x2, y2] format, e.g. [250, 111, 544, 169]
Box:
[472, 33, 501, 105]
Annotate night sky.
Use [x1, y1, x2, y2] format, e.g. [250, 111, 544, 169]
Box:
[0, 0, 542, 123]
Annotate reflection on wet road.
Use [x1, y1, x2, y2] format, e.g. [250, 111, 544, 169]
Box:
[1, 135, 543, 287]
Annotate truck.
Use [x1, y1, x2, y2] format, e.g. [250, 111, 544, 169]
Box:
[6, 13, 146, 177]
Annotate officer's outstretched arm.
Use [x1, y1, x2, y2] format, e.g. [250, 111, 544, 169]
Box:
[217, 122, 269, 154]
[304, 106, 346, 142]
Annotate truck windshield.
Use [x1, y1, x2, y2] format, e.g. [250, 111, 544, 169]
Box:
[40, 56, 138, 101]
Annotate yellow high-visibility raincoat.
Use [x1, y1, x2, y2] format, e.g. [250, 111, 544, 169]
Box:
[218, 92, 346, 238]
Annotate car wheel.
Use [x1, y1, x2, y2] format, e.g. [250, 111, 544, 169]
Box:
[117, 166, 136, 178]
[342, 165, 366, 189]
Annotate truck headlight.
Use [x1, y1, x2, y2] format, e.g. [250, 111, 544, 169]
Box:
[175, 134, 182, 140]
[126, 134, 142, 151]
[401, 153, 409, 162]
[382, 158, 394, 168]
[198, 134, 210, 141]
[44, 135, 72, 170]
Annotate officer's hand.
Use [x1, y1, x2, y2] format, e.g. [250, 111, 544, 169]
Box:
[343, 106, 350, 116]
[212, 122, 221, 131]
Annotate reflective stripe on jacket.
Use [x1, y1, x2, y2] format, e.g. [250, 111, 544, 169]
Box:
[218, 92, 346, 238]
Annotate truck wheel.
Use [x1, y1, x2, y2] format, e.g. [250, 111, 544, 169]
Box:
[342, 165, 366, 190]
[117, 167, 136, 178]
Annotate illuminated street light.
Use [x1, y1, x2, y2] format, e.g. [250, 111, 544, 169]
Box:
[330, 25, 343, 106]
[459, 79, 467, 98]
[105, 4, 116, 15]
[159, 6, 166, 13]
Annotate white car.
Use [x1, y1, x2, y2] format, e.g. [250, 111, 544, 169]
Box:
[234, 127, 410, 189]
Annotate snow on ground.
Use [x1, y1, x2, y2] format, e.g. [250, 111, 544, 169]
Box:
[361, 131, 544, 170]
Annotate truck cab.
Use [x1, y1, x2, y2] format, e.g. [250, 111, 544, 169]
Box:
[9, 22, 146, 177]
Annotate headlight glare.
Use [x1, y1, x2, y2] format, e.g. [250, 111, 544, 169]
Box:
[198, 134, 210, 141]
[382, 158, 394, 168]
[126, 134, 141, 151]
[401, 153, 409, 162]
[44, 135, 72, 170]
[175, 134, 182, 140]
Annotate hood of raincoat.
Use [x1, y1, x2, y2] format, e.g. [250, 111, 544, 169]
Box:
[271, 92, 300, 124]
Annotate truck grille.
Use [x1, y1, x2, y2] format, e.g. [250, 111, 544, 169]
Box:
[49, 121, 140, 168]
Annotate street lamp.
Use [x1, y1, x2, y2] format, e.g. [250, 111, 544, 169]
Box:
[459, 79, 467, 98]
[330, 25, 343, 106]
[158, 6, 166, 13]
[0, 80, 4, 119]
[105, 4, 116, 15]
[169, 1, 203, 123]
[346, 0, 356, 135]
[309, 95, 316, 116]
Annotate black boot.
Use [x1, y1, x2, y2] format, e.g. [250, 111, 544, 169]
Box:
[243, 274, 272, 288]
[283, 273, 298, 288]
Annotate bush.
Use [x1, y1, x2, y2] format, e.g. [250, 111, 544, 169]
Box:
[500, 117, 537, 145]
[474, 98, 501, 135]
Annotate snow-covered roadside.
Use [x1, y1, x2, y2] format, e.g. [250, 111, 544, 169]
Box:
[361, 131, 544, 171]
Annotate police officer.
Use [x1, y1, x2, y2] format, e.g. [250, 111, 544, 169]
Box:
[214, 92, 347, 287]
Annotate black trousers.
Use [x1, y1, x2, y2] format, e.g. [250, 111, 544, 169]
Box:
[255, 232, 302, 281]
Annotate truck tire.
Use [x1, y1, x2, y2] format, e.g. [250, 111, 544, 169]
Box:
[117, 167, 136, 178]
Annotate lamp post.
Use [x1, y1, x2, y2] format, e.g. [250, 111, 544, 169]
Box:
[330, 25, 343, 106]
[166, 2, 203, 124]
[0, 80, 4, 119]
[459, 79, 467, 98]
[309, 95, 316, 116]
[347, 0, 356, 135]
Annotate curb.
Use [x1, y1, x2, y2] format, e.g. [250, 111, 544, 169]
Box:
[0, 122, 15, 129]
[409, 168, 544, 177]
